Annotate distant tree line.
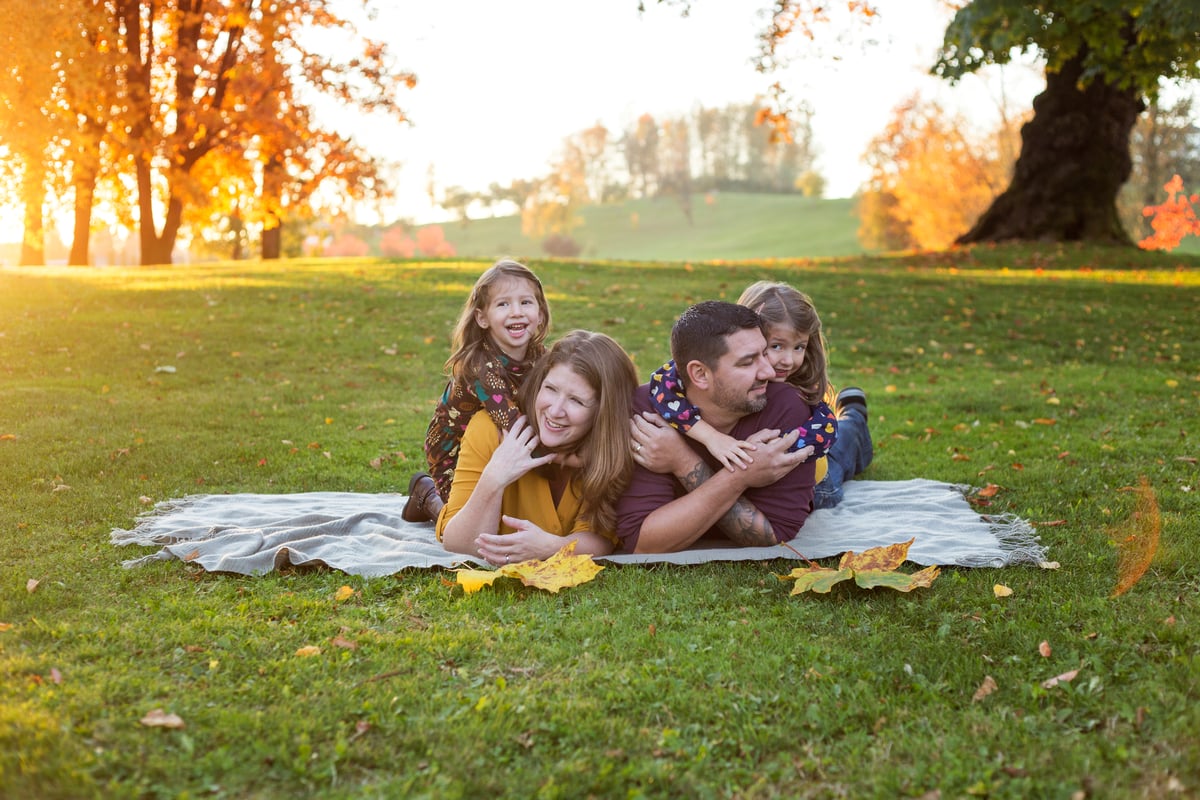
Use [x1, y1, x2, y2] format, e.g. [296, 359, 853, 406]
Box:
[428, 99, 825, 254]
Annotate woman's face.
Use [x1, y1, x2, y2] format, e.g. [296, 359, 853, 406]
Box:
[533, 363, 598, 450]
[764, 323, 809, 383]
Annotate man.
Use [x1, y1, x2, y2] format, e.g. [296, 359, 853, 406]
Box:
[615, 301, 816, 553]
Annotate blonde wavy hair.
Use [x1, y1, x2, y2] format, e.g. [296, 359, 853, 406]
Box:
[518, 330, 637, 537]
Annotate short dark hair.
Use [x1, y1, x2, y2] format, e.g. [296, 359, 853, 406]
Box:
[670, 300, 764, 379]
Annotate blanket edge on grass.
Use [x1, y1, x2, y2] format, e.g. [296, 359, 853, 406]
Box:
[110, 479, 1048, 576]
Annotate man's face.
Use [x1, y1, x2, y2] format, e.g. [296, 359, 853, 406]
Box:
[708, 327, 774, 416]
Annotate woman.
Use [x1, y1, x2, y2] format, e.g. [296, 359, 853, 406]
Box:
[436, 330, 638, 564]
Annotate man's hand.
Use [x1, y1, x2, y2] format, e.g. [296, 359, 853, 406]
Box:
[739, 428, 811, 488]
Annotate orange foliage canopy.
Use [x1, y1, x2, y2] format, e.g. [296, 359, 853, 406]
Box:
[1138, 175, 1200, 251]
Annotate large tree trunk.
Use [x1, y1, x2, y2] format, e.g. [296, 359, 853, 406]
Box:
[261, 153, 283, 260]
[957, 51, 1145, 246]
[68, 165, 97, 266]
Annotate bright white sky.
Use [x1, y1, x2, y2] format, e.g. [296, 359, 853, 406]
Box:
[359, 0, 1045, 223]
[0, 0, 1047, 241]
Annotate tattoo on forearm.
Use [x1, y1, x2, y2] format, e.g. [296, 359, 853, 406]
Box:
[718, 498, 777, 547]
[678, 460, 714, 492]
[679, 458, 776, 546]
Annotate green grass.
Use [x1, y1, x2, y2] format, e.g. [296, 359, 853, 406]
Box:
[2, 245, 1199, 798]
[435, 192, 1200, 261]
[437, 193, 866, 261]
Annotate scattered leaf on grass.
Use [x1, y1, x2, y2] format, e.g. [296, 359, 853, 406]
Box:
[330, 635, 358, 650]
[50, 668, 63, 684]
[993, 584, 1013, 597]
[0, 433, 16, 441]
[334, 585, 355, 602]
[453, 541, 604, 594]
[1041, 668, 1080, 689]
[972, 675, 998, 702]
[26, 578, 39, 593]
[0, 623, 13, 632]
[140, 709, 185, 729]
[1038, 561, 1061, 570]
[1110, 476, 1160, 598]
[295, 645, 322, 657]
[1038, 641, 1052, 658]
[976, 483, 1000, 498]
[779, 539, 940, 595]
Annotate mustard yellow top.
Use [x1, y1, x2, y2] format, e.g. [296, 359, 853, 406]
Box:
[434, 413, 591, 541]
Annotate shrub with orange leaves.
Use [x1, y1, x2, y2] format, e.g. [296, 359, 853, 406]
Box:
[1138, 175, 1200, 251]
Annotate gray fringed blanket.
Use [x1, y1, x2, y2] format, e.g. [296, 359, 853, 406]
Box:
[110, 479, 1047, 577]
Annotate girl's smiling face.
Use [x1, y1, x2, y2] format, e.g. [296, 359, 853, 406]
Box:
[764, 324, 809, 383]
[474, 276, 543, 360]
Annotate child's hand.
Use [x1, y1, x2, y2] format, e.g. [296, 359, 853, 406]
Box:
[708, 434, 757, 472]
[689, 419, 756, 472]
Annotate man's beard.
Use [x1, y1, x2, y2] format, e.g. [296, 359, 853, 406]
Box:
[711, 380, 768, 417]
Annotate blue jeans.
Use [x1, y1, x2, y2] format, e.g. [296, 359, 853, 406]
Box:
[813, 405, 872, 509]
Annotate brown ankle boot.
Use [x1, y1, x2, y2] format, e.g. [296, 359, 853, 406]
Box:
[402, 473, 443, 522]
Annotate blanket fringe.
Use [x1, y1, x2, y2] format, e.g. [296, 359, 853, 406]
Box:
[120, 550, 175, 569]
[958, 513, 1047, 567]
[948, 483, 1048, 567]
[110, 495, 207, 547]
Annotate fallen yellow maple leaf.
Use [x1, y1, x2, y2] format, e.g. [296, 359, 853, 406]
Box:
[455, 569, 502, 595]
[501, 541, 604, 593]
[993, 584, 1014, 597]
[334, 585, 355, 602]
[453, 541, 604, 594]
[295, 645, 322, 657]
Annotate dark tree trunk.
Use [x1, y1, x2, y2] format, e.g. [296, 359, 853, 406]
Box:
[958, 51, 1145, 246]
[69, 165, 97, 266]
[261, 154, 283, 259]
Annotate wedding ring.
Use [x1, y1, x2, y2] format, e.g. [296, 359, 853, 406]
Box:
[634, 443, 642, 453]
[505, 555, 509, 564]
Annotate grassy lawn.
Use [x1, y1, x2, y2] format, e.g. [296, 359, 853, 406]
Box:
[436, 193, 865, 261]
[1, 245, 1198, 799]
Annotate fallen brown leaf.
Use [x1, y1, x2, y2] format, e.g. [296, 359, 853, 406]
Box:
[1038, 641, 1052, 658]
[972, 675, 998, 702]
[140, 709, 186, 729]
[1041, 668, 1080, 689]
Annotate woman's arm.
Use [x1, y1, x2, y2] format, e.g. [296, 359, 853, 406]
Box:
[475, 516, 614, 565]
[439, 416, 554, 556]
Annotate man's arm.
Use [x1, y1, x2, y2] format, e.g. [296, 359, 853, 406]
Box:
[626, 413, 805, 552]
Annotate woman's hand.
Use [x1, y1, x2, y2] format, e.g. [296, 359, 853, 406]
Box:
[481, 415, 556, 489]
[475, 515, 560, 565]
[630, 411, 694, 475]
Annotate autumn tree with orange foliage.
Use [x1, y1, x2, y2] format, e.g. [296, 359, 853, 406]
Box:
[857, 95, 1021, 251]
[1, 1, 414, 265]
[1138, 175, 1200, 252]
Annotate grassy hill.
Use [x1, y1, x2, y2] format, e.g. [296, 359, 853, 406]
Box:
[434, 192, 866, 262]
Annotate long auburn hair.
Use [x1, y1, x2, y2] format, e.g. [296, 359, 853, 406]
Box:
[445, 259, 551, 380]
[518, 330, 638, 537]
[737, 281, 830, 406]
